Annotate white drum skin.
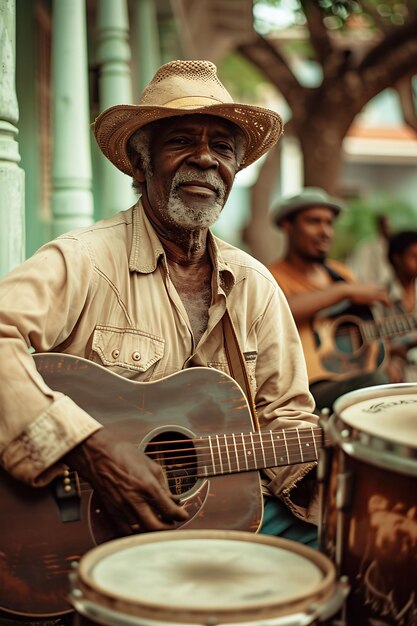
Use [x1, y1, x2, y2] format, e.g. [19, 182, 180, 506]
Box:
[70, 529, 347, 626]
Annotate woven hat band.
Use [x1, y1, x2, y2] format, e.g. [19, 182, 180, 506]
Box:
[161, 96, 226, 108]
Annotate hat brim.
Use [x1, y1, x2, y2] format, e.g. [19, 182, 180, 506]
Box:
[275, 201, 343, 226]
[94, 103, 283, 175]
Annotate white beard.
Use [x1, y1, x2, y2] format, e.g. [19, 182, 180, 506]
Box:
[166, 170, 226, 229]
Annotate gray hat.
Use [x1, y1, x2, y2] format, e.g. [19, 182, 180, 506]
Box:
[273, 187, 345, 226]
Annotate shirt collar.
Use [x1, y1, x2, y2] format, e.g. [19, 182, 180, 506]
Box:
[129, 201, 237, 294]
[129, 200, 165, 273]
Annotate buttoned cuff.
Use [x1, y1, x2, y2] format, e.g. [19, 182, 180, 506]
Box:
[1, 395, 102, 486]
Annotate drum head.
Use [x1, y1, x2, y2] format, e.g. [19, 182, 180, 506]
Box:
[72, 530, 336, 624]
[335, 384, 417, 447]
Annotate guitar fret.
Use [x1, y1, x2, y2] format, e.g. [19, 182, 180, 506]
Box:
[384, 318, 396, 335]
[401, 316, 412, 332]
[232, 433, 240, 472]
[392, 317, 403, 333]
[296, 428, 304, 462]
[271, 432, 288, 465]
[241, 433, 249, 471]
[282, 430, 290, 462]
[215, 435, 224, 474]
[312, 427, 318, 460]
[363, 321, 376, 341]
[249, 432, 257, 470]
[208, 436, 216, 473]
[259, 431, 267, 467]
[270, 431, 278, 466]
[224, 434, 232, 473]
[255, 433, 263, 468]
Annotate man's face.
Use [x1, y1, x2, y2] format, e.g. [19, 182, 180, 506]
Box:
[397, 243, 417, 279]
[134, 114, 241, 231]
[284, 206, 336, 262]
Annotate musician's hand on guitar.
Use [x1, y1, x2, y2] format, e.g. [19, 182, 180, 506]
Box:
[346, 283, 391, 307]
[63, 428, 189, 534]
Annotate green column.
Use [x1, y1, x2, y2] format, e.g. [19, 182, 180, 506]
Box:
[133, 0, 161, 93]
[96, 0, 135, 219]
[51, 0, 94, 238]
[0, 0, 25, 276]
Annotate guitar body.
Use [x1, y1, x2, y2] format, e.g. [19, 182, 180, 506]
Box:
[0, 353, 262, 618]
[311, 304, 386, 382]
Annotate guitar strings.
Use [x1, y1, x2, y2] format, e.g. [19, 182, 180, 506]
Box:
[144, 430, 323, 451]
[72, 430, 323, 493]
[144, 430, 322, 471]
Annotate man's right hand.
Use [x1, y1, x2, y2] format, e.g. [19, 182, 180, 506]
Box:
[63, 428, 189, 534]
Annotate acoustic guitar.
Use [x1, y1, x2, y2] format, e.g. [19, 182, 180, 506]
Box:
[0, 353, 322, 619]
[309, 304, 417, 383]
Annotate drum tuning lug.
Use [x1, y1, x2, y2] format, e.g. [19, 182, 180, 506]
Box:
[71, 560, 79, 569]
[68, 569, 82, 593]
[306, 601, 319, 615]
[71, 588, 83, 599]
[340, 429, 350, 439]
[319, 407, 331, 429]
[205, 617, 218, 626]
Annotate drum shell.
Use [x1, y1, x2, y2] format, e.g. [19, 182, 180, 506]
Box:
[70, 529, 347, 626]
[320, 383, 417, 625]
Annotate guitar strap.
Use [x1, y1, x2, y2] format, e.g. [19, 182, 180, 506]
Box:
[222, 309, 260, 431]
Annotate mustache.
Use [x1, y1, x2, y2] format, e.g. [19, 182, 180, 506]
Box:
[172, 169, 226, 198]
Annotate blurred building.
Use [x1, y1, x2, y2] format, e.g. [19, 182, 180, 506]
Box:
[1, 0, 417, 277]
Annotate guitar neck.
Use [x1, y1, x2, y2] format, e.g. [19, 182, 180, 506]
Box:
[363, 312, 417, 341]
[194, 426, 322, 478]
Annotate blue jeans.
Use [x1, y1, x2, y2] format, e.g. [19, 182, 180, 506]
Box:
[260, 497, 318, 549]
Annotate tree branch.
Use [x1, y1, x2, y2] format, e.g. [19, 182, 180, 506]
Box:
[238, 33, 310, 120]
[356, 17, 417, 97]
[301, 0, 333, 64]
[395, 75, 417, 133]
[359, 16, 417, 72]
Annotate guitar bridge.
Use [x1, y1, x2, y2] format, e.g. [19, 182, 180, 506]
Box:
[53, 469, 82, 522]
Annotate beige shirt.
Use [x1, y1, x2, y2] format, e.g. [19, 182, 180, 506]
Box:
[0, 202, 317, 520]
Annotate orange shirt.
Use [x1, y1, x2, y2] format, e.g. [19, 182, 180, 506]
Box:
[268, 258, 354, 383]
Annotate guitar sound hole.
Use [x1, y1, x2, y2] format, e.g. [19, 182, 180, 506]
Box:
[145, 432, 198, 496]
[336, 321, 364, 354]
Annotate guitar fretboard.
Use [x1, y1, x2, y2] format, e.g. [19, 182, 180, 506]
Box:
[363, 312, 417, 341]
[195, 427, 322, 477]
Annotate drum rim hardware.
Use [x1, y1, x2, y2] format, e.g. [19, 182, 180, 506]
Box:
[69, 530, 346, 626]
[328, 383, 417, 477]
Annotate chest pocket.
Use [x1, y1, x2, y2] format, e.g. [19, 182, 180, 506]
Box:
[91, 325, 165, 378]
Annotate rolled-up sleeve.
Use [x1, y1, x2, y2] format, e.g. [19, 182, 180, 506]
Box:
[0, 239, 102, 486]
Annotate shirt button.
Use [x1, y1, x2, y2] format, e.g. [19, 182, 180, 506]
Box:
[112, 349, 120, 359]
[132, 351, 141, 361]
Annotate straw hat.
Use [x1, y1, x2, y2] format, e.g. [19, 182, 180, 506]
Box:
[274, 187, 345, 226]
[94, 59, 283, 175]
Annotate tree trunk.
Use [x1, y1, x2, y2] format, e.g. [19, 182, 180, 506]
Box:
[242, 143, 284, 265]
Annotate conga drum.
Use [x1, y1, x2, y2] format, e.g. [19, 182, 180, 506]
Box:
[319, 383, 417, 625]
[70, 529, 347, 626]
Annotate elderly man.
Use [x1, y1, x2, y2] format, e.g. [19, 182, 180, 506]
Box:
[0, 61, 318, 568]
